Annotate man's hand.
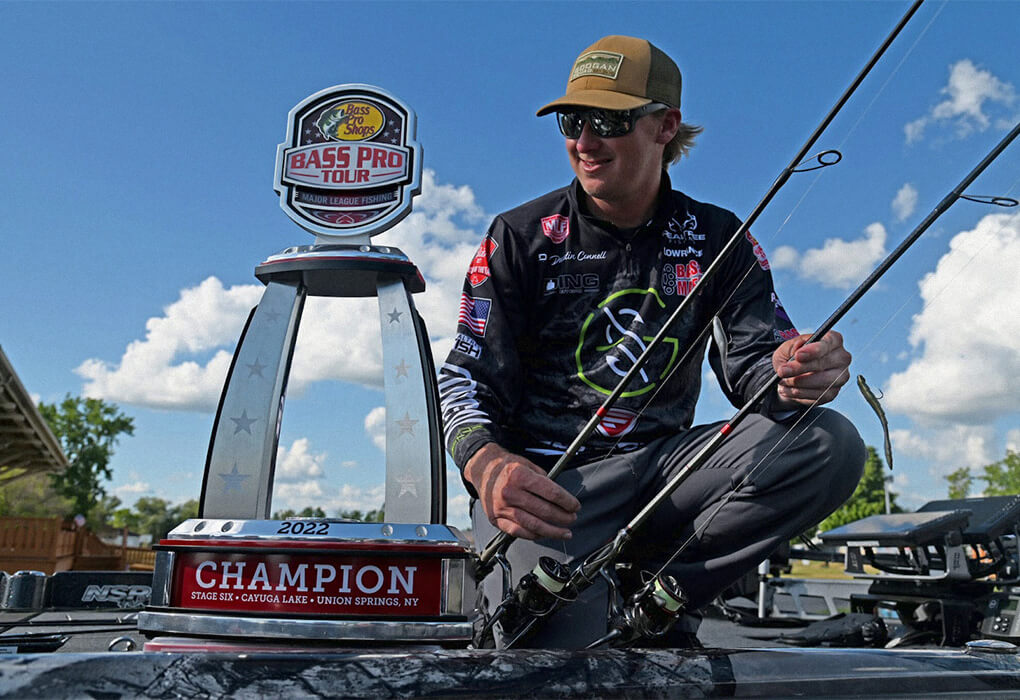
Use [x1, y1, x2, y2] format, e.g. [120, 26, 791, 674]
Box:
[772, 330, 852, 409]
[465, 443, 580, 541]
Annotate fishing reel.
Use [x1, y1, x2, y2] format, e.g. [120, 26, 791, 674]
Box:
[589, 573, 687, 648]
[475, 555, 575, 647]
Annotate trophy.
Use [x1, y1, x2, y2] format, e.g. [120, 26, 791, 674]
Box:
[137, 86, 479, 649]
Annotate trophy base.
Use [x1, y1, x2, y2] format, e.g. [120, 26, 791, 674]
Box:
[138, 518, 479, 647]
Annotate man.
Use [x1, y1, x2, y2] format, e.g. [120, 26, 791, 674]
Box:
[439, 35, 865, 648]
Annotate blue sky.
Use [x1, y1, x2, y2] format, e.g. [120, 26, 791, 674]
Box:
[2, 1, 1018, 530]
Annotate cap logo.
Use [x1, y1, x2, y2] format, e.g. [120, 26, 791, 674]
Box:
[570, 51, 624, 82]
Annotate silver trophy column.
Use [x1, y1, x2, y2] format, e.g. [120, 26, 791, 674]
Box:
[198, 244, 445, 523]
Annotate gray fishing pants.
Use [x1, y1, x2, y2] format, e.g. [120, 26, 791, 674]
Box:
[471, 407, 866, 648]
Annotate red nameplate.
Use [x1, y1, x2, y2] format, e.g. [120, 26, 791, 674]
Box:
[172, 551, 443, 616]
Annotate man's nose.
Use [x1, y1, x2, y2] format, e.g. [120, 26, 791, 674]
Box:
[575, 121, 602, 151]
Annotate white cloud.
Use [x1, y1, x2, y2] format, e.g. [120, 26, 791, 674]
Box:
[891, 426, 997, 473]
[275, 438, 326, 482]
[905, 59, 1016, 143]
[884, 211, 1020, 423]
[114, 481, 151, 498]
[1007, 429, 1020, 453]
[447, 491, 471, 531]
[273, 480, 386, 516]
[769, 245, 800, 270]
[365, 406, 386, 451]
[269, 436, 386, 515]
[892, 183, 918, 222]
[771, 222, 887, 289]
[76, 277, 263, 411]
[76, 170, 489, 411]
[904, 118, 927, 144]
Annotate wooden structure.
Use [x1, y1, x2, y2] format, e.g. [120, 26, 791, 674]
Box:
[0, 346, 69, 483]
[0, 517, 154, 575]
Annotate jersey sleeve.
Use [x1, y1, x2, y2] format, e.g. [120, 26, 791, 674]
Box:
[438, 216, 531, 486]
[707, 220, 799, 413]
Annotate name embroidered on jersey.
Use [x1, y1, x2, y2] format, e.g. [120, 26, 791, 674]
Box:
[541, 215, 570, 244]
[458, 295, 491, 337]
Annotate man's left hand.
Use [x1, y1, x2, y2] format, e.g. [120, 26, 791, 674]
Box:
[772, 330, 851, 409]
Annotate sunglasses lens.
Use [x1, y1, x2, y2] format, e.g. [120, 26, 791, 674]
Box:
[588, 110, 629, 137]
[558, 112, 584, 139]
[558, 109, 638, 138]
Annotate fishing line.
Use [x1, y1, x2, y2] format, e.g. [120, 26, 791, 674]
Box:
[513, 124, 1020, 650]
[833, 0, 946, 152]
[562, 0, 944, 497]
[760, 1, 943, 251]
[639, 127, 1020, 588]
[477, 0, 925, 570]
[841, 176, 1020, 369]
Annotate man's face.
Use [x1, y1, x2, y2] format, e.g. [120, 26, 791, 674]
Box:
[564, 108, 672, 216]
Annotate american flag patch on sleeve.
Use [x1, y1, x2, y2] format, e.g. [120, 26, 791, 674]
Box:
[458, 295, 491, 337]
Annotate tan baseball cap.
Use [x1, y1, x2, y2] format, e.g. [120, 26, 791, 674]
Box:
[536, 35, 682, 116]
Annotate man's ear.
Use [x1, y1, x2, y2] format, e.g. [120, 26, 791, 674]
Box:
[656, 108, 682, 145]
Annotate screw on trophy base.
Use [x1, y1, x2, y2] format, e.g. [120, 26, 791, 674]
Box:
[136, 85, 481, 651]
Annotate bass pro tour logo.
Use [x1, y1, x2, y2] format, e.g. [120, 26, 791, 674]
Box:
[275, 84, 422, 238]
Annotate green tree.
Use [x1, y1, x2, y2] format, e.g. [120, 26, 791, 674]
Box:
[0, 472, 74, 518]
[89, 494, 124, 531]
[273, 506, 327, 519]
[981, 450, 1020, 496]
[945, 467, 974, 499]
[38, 396, 134, 520]
[338, 508, 385, 522]
[128, 496, 200, 542]
[817, 446, 899, 534]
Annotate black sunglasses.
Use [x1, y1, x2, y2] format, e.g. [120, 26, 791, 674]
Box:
[557, 103, 668, 139]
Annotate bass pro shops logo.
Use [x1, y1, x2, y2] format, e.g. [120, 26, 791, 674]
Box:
[275, 85, 422, 238]
[576, 288, 679, 397]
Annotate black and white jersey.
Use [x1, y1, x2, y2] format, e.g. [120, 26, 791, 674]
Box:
[439, 174, 798, 490]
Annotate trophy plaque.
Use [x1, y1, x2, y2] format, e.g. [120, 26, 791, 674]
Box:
[137, 85, 479, 648]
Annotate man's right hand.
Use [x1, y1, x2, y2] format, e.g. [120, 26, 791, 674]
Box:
[465, 443, 581, 541]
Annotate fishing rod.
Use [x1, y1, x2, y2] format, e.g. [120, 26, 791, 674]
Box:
[489, 121, 1020, 649]
[477, 0, 924, 572]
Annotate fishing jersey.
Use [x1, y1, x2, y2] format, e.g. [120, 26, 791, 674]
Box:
[439, 175, 798, 487]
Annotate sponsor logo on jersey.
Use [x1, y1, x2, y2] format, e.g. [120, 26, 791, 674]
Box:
[458, 295, 491, 337]
[663, 247, 702, 258]
[467, 236, 498, 287]
[662, 261, 702, 296]
[771, 291, 798, 341]
[575, 288, 680, 397]
[596, 408, 639, 438]
[663, 212, 702, 243]
[745, 230, 770, 270]
[541, 215, 570, 244]
[771, 291, 794, 325]
[544, 273, 600, 296]
[452, 333, 483, 359]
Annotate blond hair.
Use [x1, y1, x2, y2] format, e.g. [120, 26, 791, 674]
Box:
[663, 121, 703, 167]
